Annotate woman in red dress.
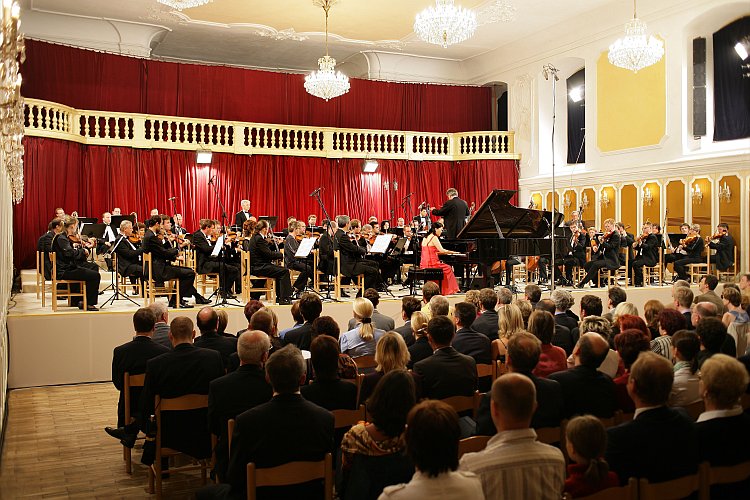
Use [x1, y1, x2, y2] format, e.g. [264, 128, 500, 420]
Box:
[420, 222, 460, 296]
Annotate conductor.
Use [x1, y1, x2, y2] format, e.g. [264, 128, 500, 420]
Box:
[431, 188, 470, 239]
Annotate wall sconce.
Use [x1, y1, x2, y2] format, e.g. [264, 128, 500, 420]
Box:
[581, 192, 590, 209]
[718, 182, 731, 203]
[643, 187, 653, 206]
[563, 193, 572, 210]
[691, 185, 703, 204]
[383, 180, 389, 191]
[528, 198, 539, 210]
[600, 191, 610, 208]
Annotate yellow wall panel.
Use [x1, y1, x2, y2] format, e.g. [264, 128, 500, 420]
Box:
[581, 188, 596, 228]
[563, 190, 577, 220]
[691, 178, 712, 232]
[642, 182, 661, 226]
[665, 180, 685, 231]
[718, 176, 741, 259]
[621, 185, 638, 231]
[601, 187, 616, 224]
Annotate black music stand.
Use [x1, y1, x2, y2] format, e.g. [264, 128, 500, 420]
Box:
[310, 188, 340, 302]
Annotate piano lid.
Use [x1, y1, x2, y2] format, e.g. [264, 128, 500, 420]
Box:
[455, 189, 564, 239]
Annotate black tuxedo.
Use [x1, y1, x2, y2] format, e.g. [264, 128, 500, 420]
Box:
[143, 228, 197, 300]
[630, 233, 658, 286]
[407, 337, 432, 368]
[283, 234, 312, 291]
[561, 232, 587, 281]
[606, 406, 698, 485]
[580, 232, 621, 286]
[51, 233, 101, 306]
[208, 364, 273, 482]
[451, 327, 492, 365]
[431, 197, 470, 239]
[551, 324, 575, 356]
[471, 310, 499, 341]
[413, 346, 476, 400]
[195, 330, 238, 370]
[394, 322, 415, 346]
[334, 229, 379, 290]
[192, 229, 241, 293]
[140, 343, 224, 459]
[225, 394, 334, 500]
[283, 322, 314, 351]
[37, 230, 55, 280]
[114, 236, 144, 282]
[619, 232, 635, 266]
[697, 412, 750, 498]
[674, 237, 705, 280]
[112, 336, 169, 427]
[709, 234, 736, 271]
[317, 232, 335, 276]
[246, 233, 292, 302]
[548, 365, 616, 418]
[234, 210, 253, 229]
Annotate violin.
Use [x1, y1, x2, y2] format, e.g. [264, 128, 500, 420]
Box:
[706, 231, 725, 242]
[128, 235, 142, 244]
[636, 231, 650, 245]
[680, 235, 699, 246]
[599, 230, 615, 243]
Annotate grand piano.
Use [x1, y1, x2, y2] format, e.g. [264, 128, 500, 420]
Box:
[441, 189, 567, 287]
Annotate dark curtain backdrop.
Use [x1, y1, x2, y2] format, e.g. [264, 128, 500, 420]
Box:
[566, 69, 585, 164]
[21, 40, 492, 133]
[713, 16, 750, 141]
[15, 137, 518, 269]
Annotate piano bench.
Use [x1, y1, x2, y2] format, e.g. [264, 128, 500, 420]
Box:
[408, 268, 444, 295]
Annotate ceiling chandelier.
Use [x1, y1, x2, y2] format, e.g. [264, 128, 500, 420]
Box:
[1, 0, 25, 204]
[304, 0, 350, 101]
[608, 0, 664, 73]
[414, 0, 477, 48]
[156, 0, 212, 10]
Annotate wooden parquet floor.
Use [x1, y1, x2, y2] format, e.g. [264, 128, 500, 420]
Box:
[0, 383, 206, 499]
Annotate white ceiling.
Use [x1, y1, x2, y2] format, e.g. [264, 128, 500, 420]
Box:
[21, 0, 684, 73]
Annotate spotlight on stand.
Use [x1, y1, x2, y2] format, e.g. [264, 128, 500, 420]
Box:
[568, 86, 584, 103]
[363, 159, 379, 173]
[196, 149, 213, 164]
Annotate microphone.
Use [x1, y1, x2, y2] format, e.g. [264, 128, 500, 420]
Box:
[542, 63, 559, 81]
[168, 196, 176, 201]
[208, 176, 214, 185]
[309, 187, 323, 197]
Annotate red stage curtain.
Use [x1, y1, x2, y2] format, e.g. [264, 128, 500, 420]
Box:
[21, 40, 491, 133]
[15, 137, 518, 269]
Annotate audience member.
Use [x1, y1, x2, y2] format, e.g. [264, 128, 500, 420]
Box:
[414, 316, 477, 400]
[348, 288, 395, 331]
[668, 330, 702, 407]
[650, 308, 685, 361]
[311, 316, 357, 379]
[284, 293, 323, 350]
[429, 295, 451, 318]
[616, 314, 649, 342]
[604, 286, 627, 321]
[524, 284, 542, 310]
[572, 295, 603, 344]
[514, 299, 532, 328]
[148, 302, 172, 349]
[407, 312, 432, 368]
[451, 302, 492, 365]
[459, 374, 565, 500]
[379, 400, 484, 500]
[673, 287, 694, 328]
[340, 298, 386, 358]
[721, 286, 749, 328]
[302, 335, 357, 411]
[549, 333, 616, 418]
[472, 288, 500, 341]
[278, 300, 303, 340]
[605, 352, 698, 485]
[612, 329, 650, 413]
[529, 310, 567, 378]
[207, 330, 272, 481]
[491, 303, 525, 361]
[570, 317, 623, 378]
[248, 309, 282, 353]
[216, 309, 232, 338]
[693, 275, 725, 314]
[643, 299, 664, 340]
[564, 416, 619, 498]
[239, 299, 265, 335]
[194, 307, 238, 369]
[693, 302, 736, 356]
[358, 332, 413, 404]
[496, 287, 512, 306]
[537, 299, 575, 355]
[551, 289, 577, 331]
[463, 290, 482, 315]
[394, 296, 421, 346]
[420, 281, 440, 319]
[696, 317, 730, 368]
[611, 303, 638, 338]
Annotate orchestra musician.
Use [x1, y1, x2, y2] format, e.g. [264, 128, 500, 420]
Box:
[397, 217, 405, 228]
[234, 199, 253, 228]
[37, 218, 63, 281]
[143, 216, 209, 308]
[111, 207, 122, 216]
[281, 216, 296, 238]
[334, 215, 381, 294]
[192, 219, 242, 299]
[673, 224, 705, 281]
[616, 222, 634, 266]
[147, 208, 159, 224]
[630, 221, 659, 287]
[98, 212, 118, 256]
[51, 216, 102, 311]
[415, 206, 432, 232]
[307, 214, 318, 228]
[559, 221, 587, 285]
[420, 222, 460, 296]
[283, 220, 313, 295]
[244, 219, 293, 305]
[54, 207, 66, 218]
[431, 188, 469, 239]
[172, 213, 187, 235]
[664, 223, 691, 266]
[707, 223, 735, 272]
[114, 220, 144, 291]
[577, 218, 621, 288]
[317, 220, 337, 278]
[381, 220, 391, 234]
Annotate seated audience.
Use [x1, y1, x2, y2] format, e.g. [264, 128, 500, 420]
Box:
[301, 335, 357, 411]
[407, 312, 432, 368]
[379, 400, 484, 500]
[207, 330, 273, 482]
[668, 330, 702, 407]
[643, 299, 664, 340]
[463, 290, 482, 316]
[524, 284, 542, 310]
[284, 293, 323, 350]
[528, 310, 567, 378]
[551, 289, 578, 331]
[249, 309, 283, 353]
[420, 281, 441, 320]
[572, 295, 604, 345]
[604, 287, 627, 322]
[567, 317, 624, 379]
[696, 317, 730, 368]
[514, 298, 533, 328]
[650, 308, 686, 361]
[564, 415, 619, 498]
[429, 295, 451, 318]
[238, 299, 265, 336]
[694, 275, 725, 315]
[348, 288, 395, 331]
[311, 315, 357, 379]
[722, 286, 749, 328]
[341, 370, 416, 500]
[497, 287, 513, 306]
[673, 286, 694, 329]
[451, 302, 492, 365]
[395, 296, 421, 346]
[536, 299, 574, 355]
[471, 288, 500, 341]
[358, 332, 413, 405]
[693, 301, 736, 356]
[194, 306, 238, 369]
[605, 352, 699, 485]
[459, 373, 565, 500]
[616, 314, 649, 342]
[612, 329, 650, 413]
[148, 302, 172, 349]
[491, 303, 525, 361]
[278, 300, 303, 340]
[549, 333, 616, 418]
[216, 309, 233, 338]
[340, 298, 386, 358]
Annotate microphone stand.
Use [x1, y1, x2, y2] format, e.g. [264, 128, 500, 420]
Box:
[310, 188, 339, 302]
[543, 63, 560, 292]
[208, 176, 241, 307]
[99, 236, 140, 308]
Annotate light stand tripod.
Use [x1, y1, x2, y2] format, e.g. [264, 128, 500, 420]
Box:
[208, 175, 242, 307]
[310, 187, 340, 302]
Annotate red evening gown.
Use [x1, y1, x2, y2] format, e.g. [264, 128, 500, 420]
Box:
[420, 241, 459, 296]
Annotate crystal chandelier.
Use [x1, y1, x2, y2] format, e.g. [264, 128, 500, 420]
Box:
[304, 0, 350, 101]
[414, 0, 477, 48]
[608, 0, 664, 73]
[156, 0, 212, 10]
[1, 0, 25, 204]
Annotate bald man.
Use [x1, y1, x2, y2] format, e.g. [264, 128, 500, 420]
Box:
[194, 306, 238, 369]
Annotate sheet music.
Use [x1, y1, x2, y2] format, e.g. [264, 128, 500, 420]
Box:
[295, 237, 316, 258]
[211, 235, 224, 257]
[369, 234, 392, 254]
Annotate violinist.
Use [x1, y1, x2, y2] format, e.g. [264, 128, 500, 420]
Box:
[616, 222, 634, 266]
[51, 216, 102, 311]
[673, 224, 705, 281]
[559, 221, 587, 285]
[707, 223, 735, 272]
[192, 219, 242, 300]
[317, 219, 337, 278]
[630, 222, 658, 287]
[111, 207, 122, 216]
[54, 207, 66, 218]
[172, 213, 187, 235]
[397, 217, 405, 229]
[37, 218, 64, 281]
[334, 215, 381, 294]
[114, 220, 144, 291]
[577, 218, 621, 288]
[664, 223, 691, 266]
[245, 219, 293, 305]
[415, 207, 432, 232]
[283, 221, 313, 295]
[307, 214, 318, 228]
[281, 216, 297, 238]
[380, 220, 391, 234]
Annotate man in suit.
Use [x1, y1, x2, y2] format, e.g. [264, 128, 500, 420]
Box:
[194, 307, 238, 370]
[536, 299, 574, 356]
[549, 332, 616, 418]
[246, 219, 293, 305]
[606, 352, 698, 485]
[551, 289, 578, 331]
[113, 219, 144, 289]
[578, 218, 621, 288]
[707, 223, 735, 272]
[143, 216, 208, 308]
[616, 222, 634, 267]
[693, 274, 725, 315]
[471, 288, 500, 341]
[673, 286, 695, 329]
[37, 217, 63, 280]
[414, 316, 477, 400]
[431, 188, 469, 239]
[233, 199, 253, 229]
[283, 293, 322, 350]
[451, 302, 492, 365]
[629, 222, 659, 286]
[334, 215, 380, 291]
[347, 288, 395, 331]
[283, 220, 313, 294]
[524, 284, 542, 310]
[394, 296, 421, 346]
[148, 302, 172, 349]
[475, 332, 564, 434]
[222, 346, 334, 499]
[415, 206, 432, 232]
[208, 330, 273, 482]
[559, 221, 587, 285]
[674, 224, 705, 281]
[192, 219, 241, 299]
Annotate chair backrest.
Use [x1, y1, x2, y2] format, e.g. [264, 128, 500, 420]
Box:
[50, 251, 58, 279]
[157, 393, 209, 412]
[353, 355, 377, 371]
[536, 425, 563, 445]
[441, 391, 481, 418]
[123, 372, 146, 422]
[246, 453, 333, 500]
[565, 477, 638, 500]
[457, 435, 491, 459]
[476, 363, 495, 379]
[142, 252, 154, 282]
[638, 471, 701, 500]
[228, 418, 235, 454]
[728, 321, 750, 358]
[706, 460, 750, 490]
[684, 399, 705, 421]
[332, 405, 366, 430]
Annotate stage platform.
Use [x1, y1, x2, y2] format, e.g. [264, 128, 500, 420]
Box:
[8, 269, 683, 389]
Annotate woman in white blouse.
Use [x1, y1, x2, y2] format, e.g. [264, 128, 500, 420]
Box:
[340, 298, 385, 358]
[668, 330, 702, 407]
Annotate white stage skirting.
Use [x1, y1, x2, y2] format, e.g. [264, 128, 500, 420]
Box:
[7, 285, 679, 388]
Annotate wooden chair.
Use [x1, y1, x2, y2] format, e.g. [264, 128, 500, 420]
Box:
[142, 253, 179, 307]
[440, 391, 482, 419]
[332, 405, 366, 430]
[600, 247, 629, 288]
[49, 252, 87, 311]
[246, 453, 333, 500]
[37, 250, 53, 307]
[495, 359, 507, 377]
[333, 250, 364, 300]
[148, 394, 211, 499]
[457, 435, 491, 459]
[643, 247, 663, 287]
[187, 249, 220, 297]
[702, 460, 750, 498]
[476, 363, 497, 381]
[122, 372, 146, 474]
[684, 399, 706, 421]
[638, 470, 701, 500]
[352, 355, 377, 372]
[113, 253, 142, 298]
[687, 251, 710, 285]
[728, 321, 749, 358]
[715, 246, 739, 282]
[563, 477, 638, 500]
[536, 425, 564, 446]
[240, 250, 276, 304]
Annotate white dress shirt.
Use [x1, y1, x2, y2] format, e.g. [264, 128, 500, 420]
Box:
[668, 361, 701, 407]
[696, 405, 743, 423]
[379, 470, 484, 500]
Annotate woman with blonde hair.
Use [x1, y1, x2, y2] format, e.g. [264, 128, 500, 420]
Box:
[340, 298, 386, 357]
[407, 311, 432, 368]
[359, 332, 412, 404]
[643, 299, 664, 340]
[491, 303, 525, 361]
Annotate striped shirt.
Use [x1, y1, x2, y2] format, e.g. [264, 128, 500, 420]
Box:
[458, 428, 565, 500]
[650, 335, 673, 362]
